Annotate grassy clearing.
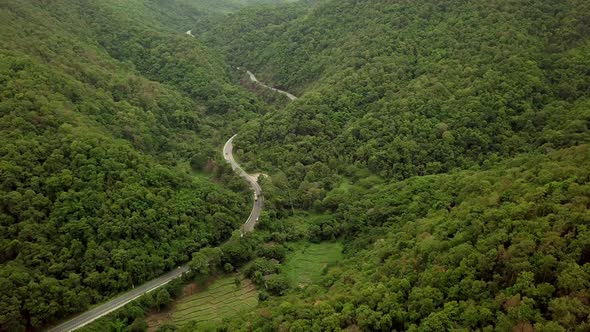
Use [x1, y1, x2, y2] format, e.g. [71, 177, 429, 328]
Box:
[171, 276, 257, 326]
[337, 178, 353, 191]
[283, 242, 343, 287]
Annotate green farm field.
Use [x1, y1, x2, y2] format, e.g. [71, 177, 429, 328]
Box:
[283, 242, 343, 287]
[172, 277, 258, 326]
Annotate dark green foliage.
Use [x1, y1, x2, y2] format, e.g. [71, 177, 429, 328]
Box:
[244, 258, 281, 279]
[188, 247, 222, 277]
[264, 274, 290, 296]
[308, 215, 342, 242]
[223, 262, 234, 273]
[219, 233, 256, 266]
[0, 0, 262, 330]
[2, 0, 590, 330]
[155, 289, 172, 311]
[258, 290, 269, 302]
[221, 145, 590, 331]
[129, 317, 148, 332]
[156, 324, 178, 332]
[194, 0, 590, 330]
[208, 0, 590, 189]
[190, 152, 210, 172]
[256, 244, 287, 262]
[189, 252, 212, 277]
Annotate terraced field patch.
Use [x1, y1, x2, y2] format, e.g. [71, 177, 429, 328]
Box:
[283, 242, 343, 287]
[172, 277, 257, 326]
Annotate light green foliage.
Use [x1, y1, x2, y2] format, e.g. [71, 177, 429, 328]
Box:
[220, 145, 590, 331]
[282, 242, 343, 287]
[208, 0, 590, 188]
[172, 277, 258, 326]
[200, 2, 590, 328]
[189, 247, 222, 277]
[2, 0, 590, 330]
[0, 0, 264, 329]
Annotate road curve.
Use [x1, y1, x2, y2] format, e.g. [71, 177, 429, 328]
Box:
[223, 134, 263, 233]
[46, 136, 262, 332]
[244, 70, 297, 101]
[47, 30, 298, 332]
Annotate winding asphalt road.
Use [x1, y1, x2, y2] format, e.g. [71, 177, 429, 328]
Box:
[46, 31, 297, 332]
[245, 69, 298, 101]
[46, 137, 263, 332]
[223, 134, 263, 233]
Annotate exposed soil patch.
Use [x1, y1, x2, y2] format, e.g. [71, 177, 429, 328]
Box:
[147, 282, 199, 331]
[147, 309, 173, 332]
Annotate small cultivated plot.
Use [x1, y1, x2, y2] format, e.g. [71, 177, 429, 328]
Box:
[283, 242, 343, 287]
[172, 277, 257, 326]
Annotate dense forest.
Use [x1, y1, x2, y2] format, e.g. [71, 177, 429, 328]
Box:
[0, 0, 278, 330]
[214, 146, 589, 331]
[1, 0, 589, 331]
[198, 0, 589, 330]
[207, 0, 590, 183]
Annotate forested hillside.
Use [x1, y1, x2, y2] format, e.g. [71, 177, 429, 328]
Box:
[1, 0, 589, 331]
[208, 0, 590, 184]
[220, 145, 590, 331]
[195, 0, 590, 330]
[0, 0, 270, 330]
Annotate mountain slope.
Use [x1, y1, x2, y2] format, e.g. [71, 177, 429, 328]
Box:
[0, 1, 265, 330]
[221, 144, 590, 331]
[187, 0, 590, 330]
[1, 0, 589, 330]
[207, 0, 589, 189]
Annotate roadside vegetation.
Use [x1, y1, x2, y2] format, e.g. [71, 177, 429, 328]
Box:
[282, 242, 343, 287]
[0, 0, 275, 330]
[1, 0, 589, 331]
[204, 0, 590, 330]
[172, 276, 257, 328]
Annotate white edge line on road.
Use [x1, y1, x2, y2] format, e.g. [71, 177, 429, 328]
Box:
[223, 135, 261, 234]
[58, 271, 185, 332]
[46, 35, 298, 332]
